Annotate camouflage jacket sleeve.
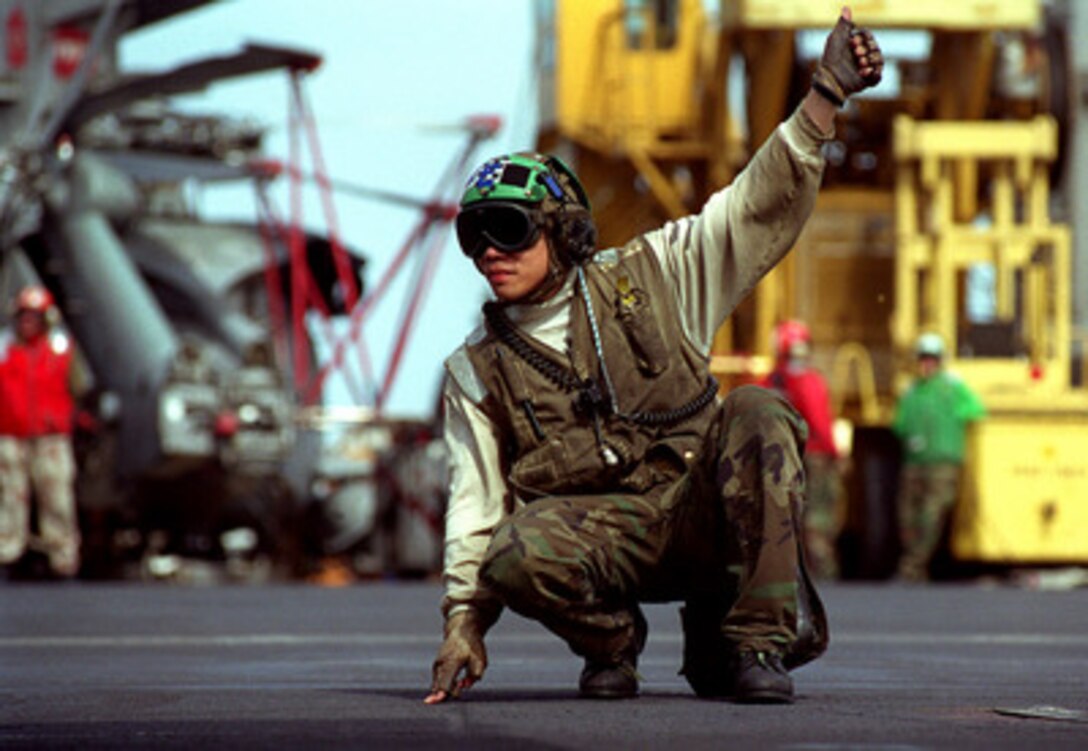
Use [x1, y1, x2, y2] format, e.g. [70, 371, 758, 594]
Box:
[439, 344, 507, 621]
[643, 104, 831, 352]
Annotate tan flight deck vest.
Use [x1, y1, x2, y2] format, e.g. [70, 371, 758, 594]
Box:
[464, 239, 720, 500]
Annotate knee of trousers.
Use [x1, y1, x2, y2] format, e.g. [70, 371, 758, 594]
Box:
[720, 384, 807, 448]
[479, 516, 594, 612]
[478, 551, 524, 606]
[478, 522, 550, 608]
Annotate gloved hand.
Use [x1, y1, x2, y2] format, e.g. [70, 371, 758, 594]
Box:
[423, 609, 493, 704]
[811, 7, 883, 107]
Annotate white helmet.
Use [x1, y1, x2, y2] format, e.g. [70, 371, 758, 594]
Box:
[915, 332, 945, 359]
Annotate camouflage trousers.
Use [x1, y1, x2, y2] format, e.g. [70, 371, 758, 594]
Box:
[802, 453, 843, 580]
[0, 435, 80, 576]
[479, 386, 828, 686]
[896, 462, 961, 581]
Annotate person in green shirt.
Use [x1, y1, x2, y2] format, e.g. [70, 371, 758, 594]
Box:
[892, 333, 986, 581]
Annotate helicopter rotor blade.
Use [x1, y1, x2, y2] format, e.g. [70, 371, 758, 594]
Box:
[67, 44, 323, 134]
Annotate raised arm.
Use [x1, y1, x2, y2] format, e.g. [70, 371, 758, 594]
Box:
[648, 6, 883, 351]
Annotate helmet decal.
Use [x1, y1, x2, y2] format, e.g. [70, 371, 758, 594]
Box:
[461, 152, 589, 209]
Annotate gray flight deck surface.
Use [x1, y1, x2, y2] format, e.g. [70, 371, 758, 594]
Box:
[1, 581, 1086, 749]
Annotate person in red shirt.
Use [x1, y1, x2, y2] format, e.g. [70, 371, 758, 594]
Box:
[760, 320, 842, 579]
[0, 286, 80, 577]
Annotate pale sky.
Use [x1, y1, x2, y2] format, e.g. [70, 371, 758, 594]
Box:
[121, 0, 540, 418]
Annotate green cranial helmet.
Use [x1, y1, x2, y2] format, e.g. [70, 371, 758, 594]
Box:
[460, 152, 590, 210]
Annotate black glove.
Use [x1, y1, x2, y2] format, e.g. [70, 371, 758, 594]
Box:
[811, 12, 884, 106]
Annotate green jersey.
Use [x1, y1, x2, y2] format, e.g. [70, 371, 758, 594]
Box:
[892, 371, 986, 465]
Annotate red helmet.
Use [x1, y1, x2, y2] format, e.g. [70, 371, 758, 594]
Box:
[14, 286, 54, 314]
[775, 319, 810, 359]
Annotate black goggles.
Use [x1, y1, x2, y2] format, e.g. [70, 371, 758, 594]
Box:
[455, 203, 545, 260]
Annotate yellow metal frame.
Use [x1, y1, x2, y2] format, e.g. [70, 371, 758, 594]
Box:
[720, 0, 1040, 30]
[892, 115, 1082, 409]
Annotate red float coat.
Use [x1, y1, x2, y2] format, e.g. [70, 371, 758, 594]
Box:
[760, 364, 837, 459]
[0, 330, 74, 437]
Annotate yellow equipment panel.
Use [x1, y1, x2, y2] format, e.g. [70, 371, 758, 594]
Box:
[721, 0, 1040, 30]
[556, 0, 706, 150]
[953, 414, 1088, 562]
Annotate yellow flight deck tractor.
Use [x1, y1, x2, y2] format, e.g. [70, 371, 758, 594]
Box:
[536, 0, 1088, 577]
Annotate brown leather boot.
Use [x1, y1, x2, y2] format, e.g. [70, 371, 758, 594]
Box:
[734, 651, 793, 704]
[578, 660, 640, 699]
[577, 608, 646, 699]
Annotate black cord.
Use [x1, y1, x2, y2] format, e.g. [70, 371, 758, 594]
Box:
[484, 302, 581, 391]
[624, 376, 719, 427]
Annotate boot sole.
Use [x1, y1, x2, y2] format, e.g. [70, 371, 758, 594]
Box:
[733, 689, 794, 704]
[578, 687, 639, 700]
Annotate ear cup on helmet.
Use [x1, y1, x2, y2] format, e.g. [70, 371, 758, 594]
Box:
[563, 212, 597, 263]
[549, 208, 597, 265]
